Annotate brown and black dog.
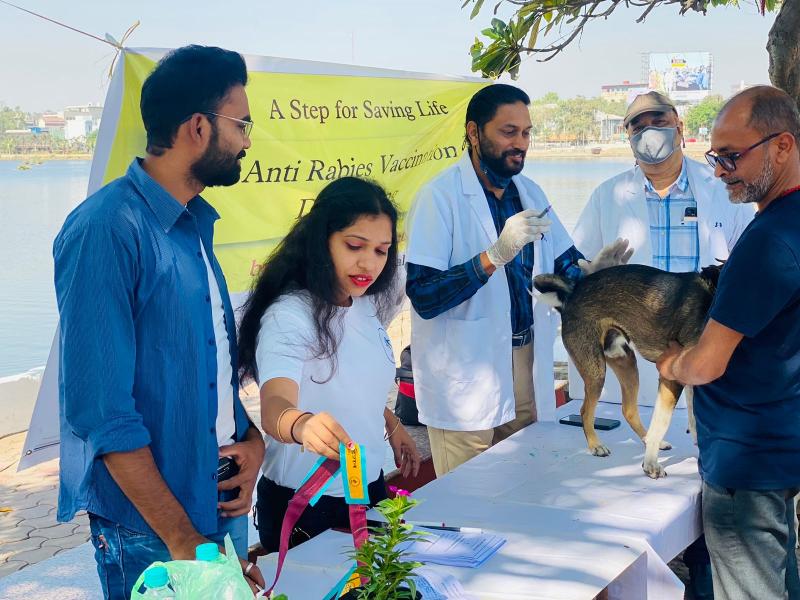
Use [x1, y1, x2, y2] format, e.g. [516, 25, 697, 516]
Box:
[534, 263, 722, 478]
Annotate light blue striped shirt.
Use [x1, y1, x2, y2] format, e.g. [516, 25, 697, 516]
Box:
[644, 159, 700, 273]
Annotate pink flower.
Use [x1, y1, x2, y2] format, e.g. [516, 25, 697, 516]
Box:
[388, 485, 411, 497]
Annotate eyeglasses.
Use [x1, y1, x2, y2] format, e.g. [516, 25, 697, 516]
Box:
[705, 132, 781, 172]
[181, 111, 254, 138]
[201, 112, 254, 138]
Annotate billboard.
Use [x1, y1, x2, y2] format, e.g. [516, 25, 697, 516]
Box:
[647, 52, 712, 102]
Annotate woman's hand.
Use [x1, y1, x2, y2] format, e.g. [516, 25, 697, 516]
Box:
[293, 411, 352, 460]
[387, 421, 421, 478]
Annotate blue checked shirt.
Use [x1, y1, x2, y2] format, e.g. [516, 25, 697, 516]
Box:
[54, 159, 251, 536]
[645, 159, 700, 273]
[407, 181, 584, 346]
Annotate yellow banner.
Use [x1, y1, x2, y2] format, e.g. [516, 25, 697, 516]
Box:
[103, 51, 488, 292]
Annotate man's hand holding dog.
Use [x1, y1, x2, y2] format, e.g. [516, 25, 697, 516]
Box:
[656, 341, 684, 381]
[578, 238, 634, 276]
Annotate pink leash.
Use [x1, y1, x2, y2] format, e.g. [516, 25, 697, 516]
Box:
[265, 458, 369, 595]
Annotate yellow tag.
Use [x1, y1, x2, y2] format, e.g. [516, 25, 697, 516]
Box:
[343, 443, 367, 502]
[340, 570, 362, 594]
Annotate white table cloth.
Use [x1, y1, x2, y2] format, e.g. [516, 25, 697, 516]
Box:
[0, 401, 701, 599]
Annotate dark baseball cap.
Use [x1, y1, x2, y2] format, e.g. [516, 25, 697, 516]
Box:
[624, 91, 677, 128]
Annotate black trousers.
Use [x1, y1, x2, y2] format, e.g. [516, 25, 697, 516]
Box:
[255, 471, 388, 553]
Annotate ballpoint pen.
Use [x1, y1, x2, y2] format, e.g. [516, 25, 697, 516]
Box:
[402, 520, 484, 534]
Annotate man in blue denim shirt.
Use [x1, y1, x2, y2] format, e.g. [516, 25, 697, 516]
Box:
[54, 46, 265, 597]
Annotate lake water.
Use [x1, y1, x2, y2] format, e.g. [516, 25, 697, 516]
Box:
[0, 156, 634, 378]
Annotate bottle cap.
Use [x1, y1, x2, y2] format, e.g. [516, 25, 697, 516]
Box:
[143, 565, 169, 588]
[195, 542, 220, 562]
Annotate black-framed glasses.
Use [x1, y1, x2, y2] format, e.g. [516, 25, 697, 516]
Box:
[705, 132, 781, 172]
[181, 111, 254, 138]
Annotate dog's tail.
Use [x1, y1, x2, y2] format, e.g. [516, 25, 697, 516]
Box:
[533, 274, 574, 311]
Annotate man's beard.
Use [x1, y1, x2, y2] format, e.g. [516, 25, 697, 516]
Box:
[724, 152, 774, 204]
[478, 133, 525, 177]
[190, 126, 245, 188]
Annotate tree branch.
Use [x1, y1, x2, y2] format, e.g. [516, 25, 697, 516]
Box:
[508, 0, 685, 62]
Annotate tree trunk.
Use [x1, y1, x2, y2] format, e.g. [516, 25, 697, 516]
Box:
[767, 0, 800, 109]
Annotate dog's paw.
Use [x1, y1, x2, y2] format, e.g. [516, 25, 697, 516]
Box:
[659, 439, 672, 451]
[642, 460, 667, 479]
[590, 444, 611, 457]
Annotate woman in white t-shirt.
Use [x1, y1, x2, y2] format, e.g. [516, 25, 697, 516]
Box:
[237, 177, 421, 552]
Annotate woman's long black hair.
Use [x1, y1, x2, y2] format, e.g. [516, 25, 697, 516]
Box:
[237, 176, 399, 385]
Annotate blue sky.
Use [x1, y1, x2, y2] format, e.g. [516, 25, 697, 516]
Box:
[0, 0, 774, 111]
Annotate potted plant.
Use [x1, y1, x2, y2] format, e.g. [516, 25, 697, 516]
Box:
[342, 486, 427, 600]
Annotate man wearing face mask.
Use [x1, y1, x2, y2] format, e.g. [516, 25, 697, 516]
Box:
[572, 91, 753, 600]
[404, 84, 632, 477]
[571, 91, 753, 406]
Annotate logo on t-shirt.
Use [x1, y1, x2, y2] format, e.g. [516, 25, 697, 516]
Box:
[377, 327, 395, 364]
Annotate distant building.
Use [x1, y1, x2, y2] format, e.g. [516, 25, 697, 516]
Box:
[596, 111, 625, 142]
[600, 82, 648, 102]
[64, 104, 103, 140]
[37, 113, 65, 139]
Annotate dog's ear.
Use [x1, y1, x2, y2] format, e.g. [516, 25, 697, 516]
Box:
[700, 263, 724, 289]
[533, 274, 574, 311]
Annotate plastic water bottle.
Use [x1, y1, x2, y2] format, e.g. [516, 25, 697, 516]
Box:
[141, 565, 175, 598]
[195, 542, 226, 564]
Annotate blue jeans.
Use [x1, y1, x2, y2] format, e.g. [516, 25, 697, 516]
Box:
[703, 482, 800, 600]
[88, 512, 248, 600]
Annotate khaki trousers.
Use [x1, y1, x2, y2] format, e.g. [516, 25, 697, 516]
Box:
[428, 343, 536, 476]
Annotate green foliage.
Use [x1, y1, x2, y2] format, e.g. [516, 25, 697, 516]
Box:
[86, 129, 99, 151]
[0, 104, 25, 133]
[683, 94, 725, 135]
[348, 492, 427, 600]
[528, 92, 626, 143]
[462, 0, 782, 79]
[469, 15, 531, 79]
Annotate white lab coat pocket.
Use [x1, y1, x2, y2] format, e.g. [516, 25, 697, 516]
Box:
[443, 317, 493, 383]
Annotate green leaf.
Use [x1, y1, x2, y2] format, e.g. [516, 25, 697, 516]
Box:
[518, 2, 543, 18]
[470, 0, 486, 19]
[470, 38, 485, 58]
[527, 15, 542, 48]
[491, 17, 507, 33]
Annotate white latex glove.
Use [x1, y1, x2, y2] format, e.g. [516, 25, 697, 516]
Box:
[486, 209, 552, 268]
[578, 238, 634, 276]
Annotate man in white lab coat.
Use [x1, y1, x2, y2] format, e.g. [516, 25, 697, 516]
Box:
[405, 84, 631, 477]
[571, 91, 753, 407]
[572, 90, 753, 600]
